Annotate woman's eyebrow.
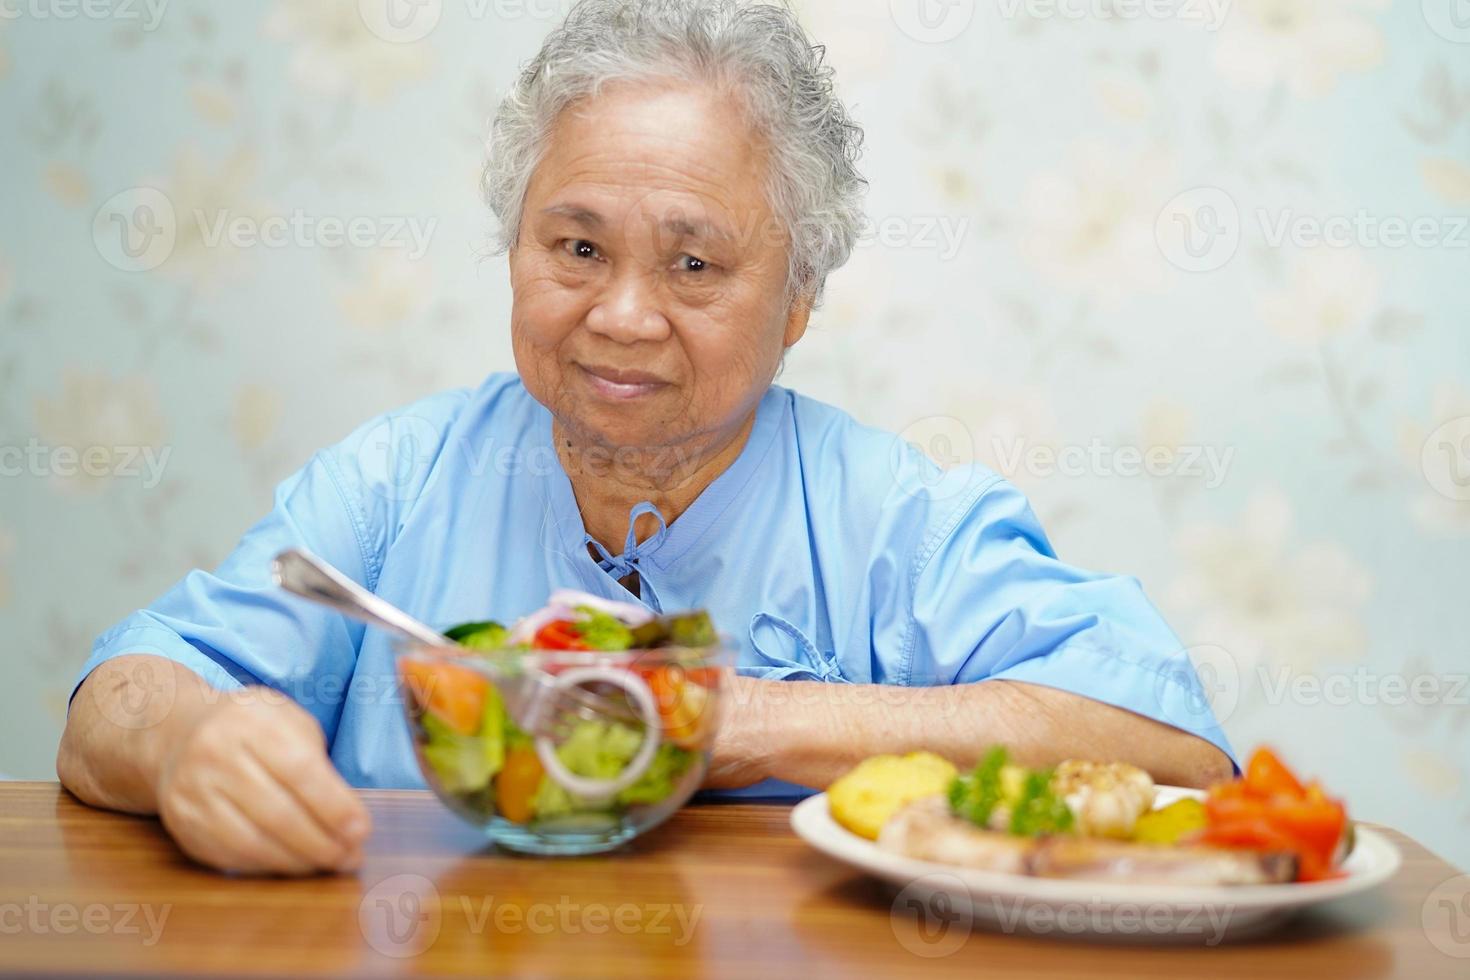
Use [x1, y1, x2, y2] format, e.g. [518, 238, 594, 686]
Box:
[542, 202, 735, 246]
[541, 204, 605, 229]
[656, 213, 734, 245]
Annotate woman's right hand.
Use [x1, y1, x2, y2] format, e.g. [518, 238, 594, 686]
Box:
[152, 686, 372, 876]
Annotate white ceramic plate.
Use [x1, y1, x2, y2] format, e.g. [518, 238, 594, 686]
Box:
[791, 786, 1401, 944]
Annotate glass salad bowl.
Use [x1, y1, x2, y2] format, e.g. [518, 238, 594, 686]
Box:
[395, 602, 729, 855]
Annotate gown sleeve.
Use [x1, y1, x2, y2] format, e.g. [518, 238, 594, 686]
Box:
[71, 392, 468, 744]
[897, 473, 1235, 765]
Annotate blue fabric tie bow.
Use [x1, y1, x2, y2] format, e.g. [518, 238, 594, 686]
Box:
[584, 500, 668, 610]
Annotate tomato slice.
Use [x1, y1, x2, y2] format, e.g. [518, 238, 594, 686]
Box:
[1244, 747, 1306, 799]
[533, 620, 589, 650]
[400, 658, 489, 736]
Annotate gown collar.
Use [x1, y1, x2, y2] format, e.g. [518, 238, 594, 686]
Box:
[538, 386, 786, 606]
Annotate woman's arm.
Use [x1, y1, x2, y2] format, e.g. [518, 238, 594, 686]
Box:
[707, 676, 1235, 790]
[58, 654, 371, 875]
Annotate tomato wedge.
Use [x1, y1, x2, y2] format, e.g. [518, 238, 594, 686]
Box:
[1198, 817, 1300, 853]
[532, 620, 589, 650]
[1202, 747, 1349, 883]
[1270, 795, 1346, 867]
[1245, 746, 1305, 798]
[400, 658, 489, 736]
[1205, 785, 1271, 827]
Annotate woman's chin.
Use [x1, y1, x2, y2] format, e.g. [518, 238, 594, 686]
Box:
[559, 406, 670, 457]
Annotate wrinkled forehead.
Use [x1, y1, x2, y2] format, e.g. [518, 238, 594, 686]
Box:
[524, 81, 781, 250]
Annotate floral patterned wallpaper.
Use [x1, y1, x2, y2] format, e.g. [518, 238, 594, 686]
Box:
[1, 1, 1466, 868]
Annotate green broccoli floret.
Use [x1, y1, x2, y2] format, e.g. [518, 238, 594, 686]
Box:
[948, 745, 1074, 837]
[1008, 767, 1074, 837]
[948, 745, 1008, 827]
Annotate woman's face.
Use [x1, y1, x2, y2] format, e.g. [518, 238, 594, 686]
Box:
[508, 81, 808, 456]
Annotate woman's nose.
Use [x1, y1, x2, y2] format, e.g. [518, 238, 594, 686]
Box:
[584, 272, 671, 343]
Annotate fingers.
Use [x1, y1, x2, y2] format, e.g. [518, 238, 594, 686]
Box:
[155, 694, 372, 877]
[224, 752, 361, 872]
[247, 729, 372, 852]
[163, 784, 316, 877]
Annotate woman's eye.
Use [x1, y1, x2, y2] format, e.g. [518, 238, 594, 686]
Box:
[563, 239, 600, 260]
[676, 254, 707, 273]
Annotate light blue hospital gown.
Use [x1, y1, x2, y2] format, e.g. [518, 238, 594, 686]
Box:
[76, 374, 1233, 797]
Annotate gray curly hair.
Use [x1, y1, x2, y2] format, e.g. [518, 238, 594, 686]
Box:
[483, 0, 867, 306]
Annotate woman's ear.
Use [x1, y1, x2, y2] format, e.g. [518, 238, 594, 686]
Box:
[783, 292, 813, 349]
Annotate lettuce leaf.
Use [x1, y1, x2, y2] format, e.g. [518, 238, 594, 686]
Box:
[528, 720, 696, 819]
[420, 683, 507, 794]
[571, 607, 635, 651]
[421, 711, 495, 794]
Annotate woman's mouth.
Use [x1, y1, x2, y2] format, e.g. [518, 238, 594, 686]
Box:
[577, 363, 670, 401]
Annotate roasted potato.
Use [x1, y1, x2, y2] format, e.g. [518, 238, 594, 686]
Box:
[828, 752, 958, 840]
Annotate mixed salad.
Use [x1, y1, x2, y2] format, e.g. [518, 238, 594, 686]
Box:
[398, 591, 720, 827]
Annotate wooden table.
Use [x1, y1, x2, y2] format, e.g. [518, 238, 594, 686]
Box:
[1, 782, 1465, 978]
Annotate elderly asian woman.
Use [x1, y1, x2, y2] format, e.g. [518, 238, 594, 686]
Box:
[57, 0, 1233, 875]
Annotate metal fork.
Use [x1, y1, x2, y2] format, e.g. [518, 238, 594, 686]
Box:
[270, 548, 645, 731]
